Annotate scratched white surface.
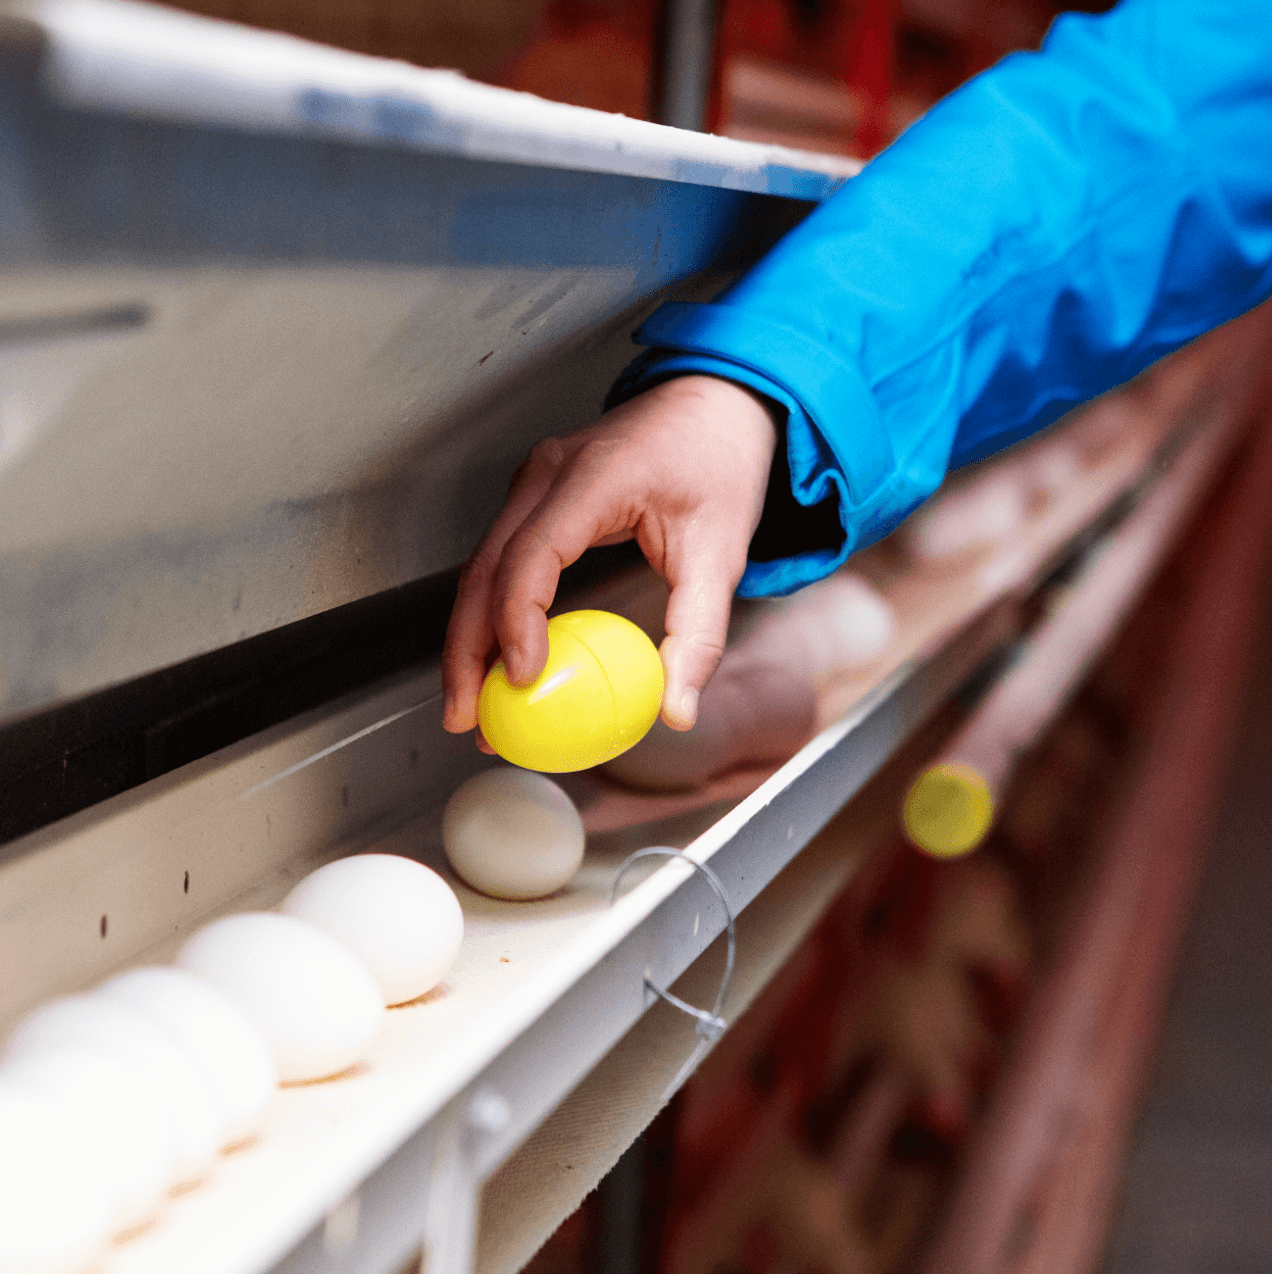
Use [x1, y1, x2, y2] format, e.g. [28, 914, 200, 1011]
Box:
[25, 0, 859, 197]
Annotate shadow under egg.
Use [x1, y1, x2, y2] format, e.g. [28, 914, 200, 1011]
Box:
[388, 983, 451, 1009]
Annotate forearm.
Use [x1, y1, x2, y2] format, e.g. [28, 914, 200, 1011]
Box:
[614, 0, 1272, 595]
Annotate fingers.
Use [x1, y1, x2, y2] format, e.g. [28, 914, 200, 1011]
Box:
[442, 556, 497, 734]
[490, 442, 638, 684]
[658, 539, 747, 731]
[443, 375, 779, 740]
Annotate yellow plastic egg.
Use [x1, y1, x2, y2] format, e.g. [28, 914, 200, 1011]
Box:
[477, 610, 664, 772]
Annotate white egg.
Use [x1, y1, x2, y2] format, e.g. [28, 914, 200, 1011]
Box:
[176, 913, 384, 1084]
[99, 967, 278, 1145]
[797, 573, 896, 673]
[443, 768, 585, 900]
[281, 855, 464, 1006]
[0, 1085, 115, 1274]
[0, 1050, 172, 1235]
[907, 472, 1031, 560]
[2, 994, 226, 1185]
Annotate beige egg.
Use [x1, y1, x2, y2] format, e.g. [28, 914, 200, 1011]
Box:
[443, 768, 585, 900]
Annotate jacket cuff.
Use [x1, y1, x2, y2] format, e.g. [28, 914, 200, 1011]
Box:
[628, 302, 895, 504]
[608, 301, 918, 596]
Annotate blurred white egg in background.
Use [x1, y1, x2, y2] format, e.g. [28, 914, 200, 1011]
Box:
[2, 994, 226, 1184]
[100, 966, 278, 1145]
[0, 1049, 173, 1235]
[177, 912, 384, 1084]
[0, 1084, 116, 1274]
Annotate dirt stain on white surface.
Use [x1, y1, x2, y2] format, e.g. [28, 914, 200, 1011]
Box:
[281, 1061, 369, 1088]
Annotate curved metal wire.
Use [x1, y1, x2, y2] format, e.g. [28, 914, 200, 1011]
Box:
[610, 846, 736, 1096]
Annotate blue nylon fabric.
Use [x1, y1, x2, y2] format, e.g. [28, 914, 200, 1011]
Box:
[608, 0, 1272, 597]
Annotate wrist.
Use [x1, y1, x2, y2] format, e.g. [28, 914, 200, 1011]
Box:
[647, 373, 780, 456]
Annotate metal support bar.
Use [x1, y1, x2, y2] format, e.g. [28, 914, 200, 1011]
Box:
[660, 0, 717, 130]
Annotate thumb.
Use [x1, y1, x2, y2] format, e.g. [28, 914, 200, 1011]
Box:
[658, 548, 742, 731]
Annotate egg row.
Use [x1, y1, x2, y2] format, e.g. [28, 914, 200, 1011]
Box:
[0, 853, 466, 1274]
[0, 766, 592, 1274]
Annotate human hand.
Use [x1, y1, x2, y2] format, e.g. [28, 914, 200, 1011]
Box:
[442, 374, 779, 739]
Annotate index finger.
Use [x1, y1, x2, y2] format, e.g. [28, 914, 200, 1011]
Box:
[442, 438, 578, 732]
[488, 441, 642, 684]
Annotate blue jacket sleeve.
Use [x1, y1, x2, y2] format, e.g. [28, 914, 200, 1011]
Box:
[608, 0, 1272, 596]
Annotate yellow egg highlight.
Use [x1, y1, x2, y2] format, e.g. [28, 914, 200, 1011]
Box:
[477, 610, 664, 772]
[902, 762, 995, 858]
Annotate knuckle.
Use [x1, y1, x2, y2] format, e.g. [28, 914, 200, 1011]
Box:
[717, 547, 751, 590]
[461, 543, 500, 585]
[527, 435, 570, 470]
[507, 458, 532, 492]
[691, 633, 727, 665]
[489, 576, 522, 618]
[575, 434, 626, 467]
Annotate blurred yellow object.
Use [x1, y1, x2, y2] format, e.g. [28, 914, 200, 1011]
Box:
[477, 610, 664, 772]
[902, 762, 995, 858]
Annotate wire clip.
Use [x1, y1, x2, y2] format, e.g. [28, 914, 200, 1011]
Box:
[611, 847, 736, 1095]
